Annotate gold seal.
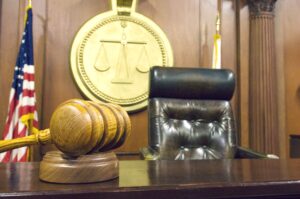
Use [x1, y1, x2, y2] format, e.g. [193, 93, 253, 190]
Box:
[70, 0, 173, 112]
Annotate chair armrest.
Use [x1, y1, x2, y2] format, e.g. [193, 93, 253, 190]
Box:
[140, 147, 159, 160]
[235, 146, 279, 159]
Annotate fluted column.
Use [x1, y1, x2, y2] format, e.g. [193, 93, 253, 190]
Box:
[248, 0, 278, 155]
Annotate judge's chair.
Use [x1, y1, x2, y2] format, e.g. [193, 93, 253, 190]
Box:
[140, 66, 277, 160]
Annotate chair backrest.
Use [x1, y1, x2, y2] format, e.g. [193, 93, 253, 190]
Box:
[148, 66, 237, 160]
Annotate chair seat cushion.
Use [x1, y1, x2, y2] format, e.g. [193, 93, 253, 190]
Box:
[149, 98, 237, 160]
[164, 146, 222, 160]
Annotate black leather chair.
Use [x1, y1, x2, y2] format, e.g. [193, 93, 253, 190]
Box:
[141, 66, 277, 160]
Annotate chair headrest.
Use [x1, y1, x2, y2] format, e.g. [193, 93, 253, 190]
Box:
[149, 66, 235, 100]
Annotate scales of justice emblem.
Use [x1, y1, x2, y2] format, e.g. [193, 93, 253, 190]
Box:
[70, 0, 173, 112]
[95, 21, 150, 83]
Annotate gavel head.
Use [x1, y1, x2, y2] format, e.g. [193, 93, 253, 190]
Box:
[49, 99, 131, 157]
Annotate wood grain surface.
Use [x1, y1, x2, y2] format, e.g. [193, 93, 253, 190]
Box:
[2, 159, 300, 198]
[39, 151, 118, 183]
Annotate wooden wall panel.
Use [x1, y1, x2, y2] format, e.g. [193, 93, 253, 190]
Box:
[221, 0, 238, 131]
[41, 0, 108, 153]
[222, 1, 237, 73]
[238, 1, 250, 148]
[42, 0, 108, 129]
[237, 0, 300, 158]
[276, 0, 300, 157]
[0, 0, 21, 141]
[274, 0, 287, 158]
[0, 0, 237, 157]
[31, 0, 46, 160]
[139, 0, 201, 67]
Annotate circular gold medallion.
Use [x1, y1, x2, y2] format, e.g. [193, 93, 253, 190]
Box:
[70, 1, 173, 112]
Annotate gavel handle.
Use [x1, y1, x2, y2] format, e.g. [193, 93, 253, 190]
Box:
[0, 129, 51, 153]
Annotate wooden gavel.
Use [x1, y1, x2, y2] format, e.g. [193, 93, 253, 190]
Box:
[0, 99, 131, 157]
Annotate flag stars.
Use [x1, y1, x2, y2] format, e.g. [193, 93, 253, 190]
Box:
[22, 39, 25, 44]
[14, 67, 22, 71]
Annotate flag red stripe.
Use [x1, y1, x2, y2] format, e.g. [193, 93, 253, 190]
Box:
[19, 105, 36, 116]
[17, 125, 27, 138]
[12, 155, 18, 162]
[23, 73, 35, 81]
[11, 126, 28, 162]
[22, 89, 35, 98]
[3, 98, 18, 139]
[18, 152, 27, 162]
[33, 120, 38, 128]
[1, 151, 11, 163]
[12, 122, 20, 138]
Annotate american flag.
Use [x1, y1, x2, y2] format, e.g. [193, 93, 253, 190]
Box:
[0, 5, 39, 162]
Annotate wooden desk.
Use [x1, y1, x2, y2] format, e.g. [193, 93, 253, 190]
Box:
[1, 159, 300, 199]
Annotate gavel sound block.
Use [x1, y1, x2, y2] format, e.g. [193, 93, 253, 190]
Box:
[0, 99, 131, 184]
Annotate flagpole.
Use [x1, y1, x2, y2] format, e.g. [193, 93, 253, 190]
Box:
[27, 0, 33, 162]
[25, 0, 32, 25]
[217, 0, 222, 29]
[216, 0, 222, 35]
[212, 0, 222, 69]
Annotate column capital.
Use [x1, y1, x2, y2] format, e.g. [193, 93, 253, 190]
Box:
[247, 0, 277, 16]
